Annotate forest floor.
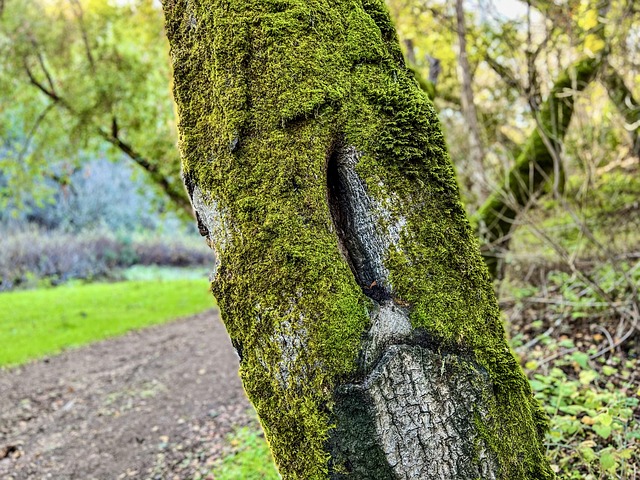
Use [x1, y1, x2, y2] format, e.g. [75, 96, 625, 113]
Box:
[0, 310, 253, 480]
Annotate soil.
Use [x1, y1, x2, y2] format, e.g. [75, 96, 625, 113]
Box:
[0, 310, 254, 480]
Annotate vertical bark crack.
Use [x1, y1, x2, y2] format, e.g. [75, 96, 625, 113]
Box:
[327, 144, 392, 302]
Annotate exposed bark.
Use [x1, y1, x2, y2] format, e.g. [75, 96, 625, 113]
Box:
[455, 0, 487, 203]
[474, 56, 601, 278]
[602, 64, 640, 158]
[163, 1, 552, 478]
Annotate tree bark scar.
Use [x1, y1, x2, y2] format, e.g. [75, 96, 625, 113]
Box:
[230, 337, 244, 362]
[325, 140, 500, 477]
[326, 143, 392, 301]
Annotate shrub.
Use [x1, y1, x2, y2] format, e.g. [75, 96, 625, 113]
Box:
[133, 237, 212, 267]
[0, 225, 213, 291]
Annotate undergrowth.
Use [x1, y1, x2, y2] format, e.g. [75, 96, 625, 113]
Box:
[208, 425, 279, 480]
[505, 262, 639, 479]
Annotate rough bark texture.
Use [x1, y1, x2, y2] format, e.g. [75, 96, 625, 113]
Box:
[163, 1, 553, 478]
[474, 56, 601, 277]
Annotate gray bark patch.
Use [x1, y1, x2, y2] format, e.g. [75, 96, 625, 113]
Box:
[331, 341, 500, 479]
[327, 145, 393, 295]
[367, 345, 498, 480]
[360, 302, 412, 371]
[189, 185, 229, 278]
[272, 315, 308, 389]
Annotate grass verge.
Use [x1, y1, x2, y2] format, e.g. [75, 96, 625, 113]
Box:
[0, 279, 213, 367]
[210, 426, 279, 480]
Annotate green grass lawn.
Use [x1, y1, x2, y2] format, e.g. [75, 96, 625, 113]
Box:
[0, 279, 214, 367]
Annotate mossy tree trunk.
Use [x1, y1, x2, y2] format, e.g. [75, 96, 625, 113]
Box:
[162, 1, 552, 478]
[473, 56, 601, 278]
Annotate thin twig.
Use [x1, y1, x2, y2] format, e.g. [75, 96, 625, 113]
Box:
[589, 315, 639, 360]
[516, 316, 565, 353]
[590, 324, 616, 359]
[17, 102, 57, 163]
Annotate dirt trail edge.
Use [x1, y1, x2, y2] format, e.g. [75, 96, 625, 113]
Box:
[0, 310, 253, 480]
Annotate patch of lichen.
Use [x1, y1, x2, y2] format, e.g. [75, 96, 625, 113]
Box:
[164, 0, 553, 478]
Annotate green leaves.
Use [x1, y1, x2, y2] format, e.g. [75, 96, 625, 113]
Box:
[579, 369, 598, 385]
[0, 0, 185, 214]
[599, 451, 615, 471]
[571, 351, 590, 369]
[592, 423, 611, 439]
[526, 348, 640, 478]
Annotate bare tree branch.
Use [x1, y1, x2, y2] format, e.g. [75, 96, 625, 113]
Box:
[68, 0, 96, 71]
[18, 101, 57, 163]
[474, 56, 602, 277]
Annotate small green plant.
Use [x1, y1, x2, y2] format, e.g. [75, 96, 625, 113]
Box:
[525, 351, 639, 479]
[210, 426, 279, 480]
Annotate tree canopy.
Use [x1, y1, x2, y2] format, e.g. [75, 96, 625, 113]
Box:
[0, 0, 190, 215]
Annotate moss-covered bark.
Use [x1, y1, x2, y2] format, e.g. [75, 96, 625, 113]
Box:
[163, 1, 553, 478]
[473, 56, 601, 277]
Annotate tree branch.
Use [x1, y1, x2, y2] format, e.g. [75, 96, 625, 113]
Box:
[473, 56, 602, 277]
[69, 0, 96, 71]
[23, 58, 193, 218]
[18, 101, 57, 163]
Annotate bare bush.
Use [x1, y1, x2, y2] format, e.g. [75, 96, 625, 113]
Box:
[0, 226, 212, 291]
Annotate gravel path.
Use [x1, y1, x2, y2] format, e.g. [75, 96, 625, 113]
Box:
[0, 310, 253, 480]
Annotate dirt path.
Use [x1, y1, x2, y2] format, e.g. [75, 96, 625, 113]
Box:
[0, 310, 253, 480]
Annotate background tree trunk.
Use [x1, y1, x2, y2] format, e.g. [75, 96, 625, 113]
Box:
[474, 56, 601, 278]
[602, 64, 640, 159]
[455, 0, 487, 204]
[163, 1, 553, 478]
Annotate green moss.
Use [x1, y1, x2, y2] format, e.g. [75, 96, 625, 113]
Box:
[165, 0, 553, 478]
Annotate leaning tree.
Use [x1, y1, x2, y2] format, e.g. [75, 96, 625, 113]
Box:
[162, 0, 553, 478]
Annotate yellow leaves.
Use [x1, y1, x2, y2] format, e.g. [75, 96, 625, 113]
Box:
[576, 0, 606, 56]
[581, 415, 596, 425]
[584, 34, 605, 56]
[577, 7, 599, 32]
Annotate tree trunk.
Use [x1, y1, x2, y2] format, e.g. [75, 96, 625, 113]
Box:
[162, 1, 552, 478]
[473, 56, 601, 278]
[602, 64, 640, 159]
[454, 0, 487, 205]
